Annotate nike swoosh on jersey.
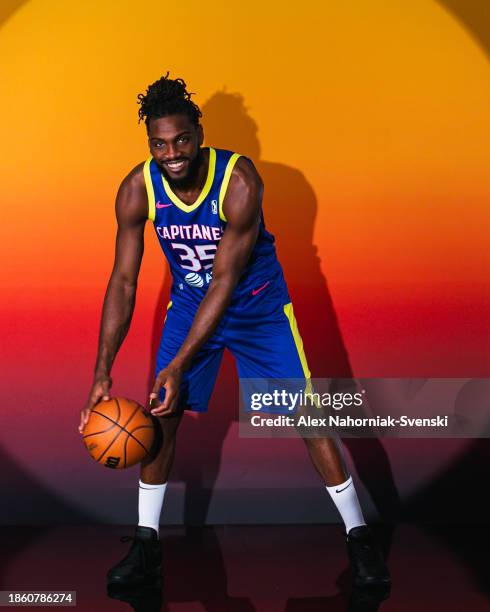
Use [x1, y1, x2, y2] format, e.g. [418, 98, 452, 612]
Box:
[251, 281, 270, 296]
[156, 201, 173, 208]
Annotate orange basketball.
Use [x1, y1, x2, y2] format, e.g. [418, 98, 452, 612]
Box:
[83, 397, 155, 469]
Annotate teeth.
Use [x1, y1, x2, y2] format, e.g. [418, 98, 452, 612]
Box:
[167, 161, 185, 169]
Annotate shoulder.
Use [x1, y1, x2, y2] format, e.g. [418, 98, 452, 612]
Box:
[115, 162, 148, 223]
[119, 161, 146, 193]
[232, 155, 263, 187]
[226, 155, 263, 200]
[222, 155, 263, 226]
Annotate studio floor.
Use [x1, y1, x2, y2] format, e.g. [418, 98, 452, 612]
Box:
[0, 524, 487, 611]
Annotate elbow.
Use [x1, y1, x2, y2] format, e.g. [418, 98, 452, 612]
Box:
[109, 274, 138, 294]
[208, 275, 238, 296]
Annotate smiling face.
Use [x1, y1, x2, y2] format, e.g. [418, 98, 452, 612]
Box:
[148, 114, 204, 189]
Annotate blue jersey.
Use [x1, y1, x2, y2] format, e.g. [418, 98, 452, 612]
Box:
[143, 147, 290, 315]
[144, 148, 310, 413]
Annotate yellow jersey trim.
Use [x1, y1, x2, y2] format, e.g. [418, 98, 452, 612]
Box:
[143, 158, 156, 222]
[161, 147, 216, 213]
[283, 302, 311, 379]
[164, 300, 172, 323]
[218, 153, 242, 222]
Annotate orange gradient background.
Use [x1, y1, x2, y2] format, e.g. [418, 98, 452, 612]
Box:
[0, 1, 488, 523]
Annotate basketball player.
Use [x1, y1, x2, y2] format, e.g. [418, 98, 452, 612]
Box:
[79, 74, 390, 589]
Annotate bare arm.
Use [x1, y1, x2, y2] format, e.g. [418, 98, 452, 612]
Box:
[79, 165, 148, 432]
[150, 157, 263, 415]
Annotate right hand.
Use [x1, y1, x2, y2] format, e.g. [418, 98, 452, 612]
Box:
[79, 375, 112, 434]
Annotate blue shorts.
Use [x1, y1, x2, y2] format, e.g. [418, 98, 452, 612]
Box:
[155, 279, 311, 412]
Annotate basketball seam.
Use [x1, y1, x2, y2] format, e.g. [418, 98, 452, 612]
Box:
[96, 402, 141, 464]
[122, 424, 153, 460]
[82, 418, 118, 439]
[90, 409, 123, 429]
[115, 398, 121, 424]
[91, 412, 153, 463]
[122, 425, 154, 468]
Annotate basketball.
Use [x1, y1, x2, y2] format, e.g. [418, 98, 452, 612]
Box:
[83, 397, 155, 469]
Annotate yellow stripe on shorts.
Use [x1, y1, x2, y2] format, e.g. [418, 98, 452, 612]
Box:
[283, 302, 311, 379]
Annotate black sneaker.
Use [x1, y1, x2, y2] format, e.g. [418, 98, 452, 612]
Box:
[346, 526, 391, 588]
[107, 526, 162, 587]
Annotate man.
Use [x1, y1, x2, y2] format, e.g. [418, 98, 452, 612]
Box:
[79, 74, 390, 589]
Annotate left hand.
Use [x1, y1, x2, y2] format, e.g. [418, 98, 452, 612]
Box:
[149, 364, 183, 416]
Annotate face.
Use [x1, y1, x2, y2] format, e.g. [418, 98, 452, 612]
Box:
[148, 114, 204, 189]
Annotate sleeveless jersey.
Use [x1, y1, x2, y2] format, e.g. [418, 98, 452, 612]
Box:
[143, 147, 289, 314]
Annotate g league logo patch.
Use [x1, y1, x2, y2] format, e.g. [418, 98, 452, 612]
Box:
[211, 200, 218, 214]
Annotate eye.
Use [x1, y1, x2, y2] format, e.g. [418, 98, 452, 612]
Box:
[178, 136, 189, 144]
[153, 141, 165, 149]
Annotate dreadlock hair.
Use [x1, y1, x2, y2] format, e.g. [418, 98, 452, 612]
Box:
[137, 72, 202, 128]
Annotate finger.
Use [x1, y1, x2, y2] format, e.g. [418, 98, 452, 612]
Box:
[151, 402, 175, 417]
[150, 387, 173, 415]
[148, 396, 160, 411]
[166, 390, 180, 415]
[150, 376, 163, 398]
[160, 385, 176, 412]
[150, 383, 160, 401]
[150, 403, 166, 416]
[152, 388, 179, 417]
[79, 411, 88, 433]
[89, 394, 101, 408]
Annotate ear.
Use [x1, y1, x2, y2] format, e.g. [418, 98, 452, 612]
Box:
[197, 124, 204, 146]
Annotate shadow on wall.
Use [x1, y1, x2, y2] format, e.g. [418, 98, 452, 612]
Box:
[403, 438, 490, 597]
[0, 0, 28, 27]
[405, 379, 490, 595]
[0, 446, 97, 587]
[436, 0, 490, 57]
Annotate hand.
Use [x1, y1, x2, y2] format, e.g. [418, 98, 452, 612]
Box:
[79, 374, 112, 434]
[149, 364, 182, 417]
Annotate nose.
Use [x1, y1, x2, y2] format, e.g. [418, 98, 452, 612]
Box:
[163, 144, 179, 161]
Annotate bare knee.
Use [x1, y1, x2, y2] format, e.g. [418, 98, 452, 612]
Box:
[141, 413, 182, 472]
[303, 435, 337, 452]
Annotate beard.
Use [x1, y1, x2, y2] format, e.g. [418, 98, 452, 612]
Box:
[159, 148, 204, 190]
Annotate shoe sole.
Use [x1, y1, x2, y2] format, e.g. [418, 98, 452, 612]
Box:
[107, 567, 162, 588]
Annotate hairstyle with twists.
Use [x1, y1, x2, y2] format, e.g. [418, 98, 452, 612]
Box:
[137, 72, 202, 128]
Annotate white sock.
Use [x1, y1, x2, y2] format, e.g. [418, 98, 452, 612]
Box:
[138, 480, 167, 535]
[325, 476, 366, 534]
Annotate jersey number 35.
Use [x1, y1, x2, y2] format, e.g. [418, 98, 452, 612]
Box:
[171, 243, 217, 272]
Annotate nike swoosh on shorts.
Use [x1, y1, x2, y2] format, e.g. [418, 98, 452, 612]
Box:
[251, 281, 270, 296]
